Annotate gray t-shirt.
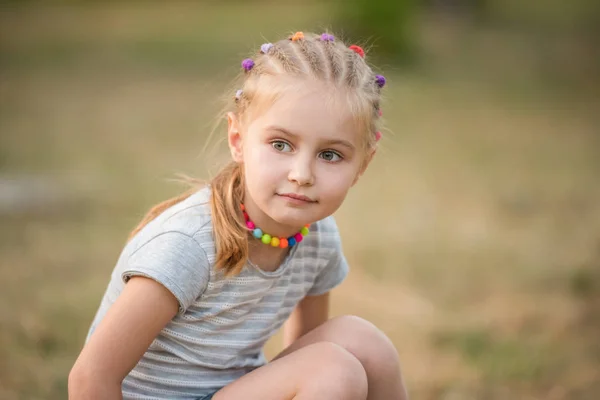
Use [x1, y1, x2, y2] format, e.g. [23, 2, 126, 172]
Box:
[86, 187, 349, 399]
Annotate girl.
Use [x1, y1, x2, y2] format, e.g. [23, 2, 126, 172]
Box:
[69, 32, 408, 400]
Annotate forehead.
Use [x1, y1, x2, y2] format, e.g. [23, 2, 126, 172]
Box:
[252, 80, 360, 142]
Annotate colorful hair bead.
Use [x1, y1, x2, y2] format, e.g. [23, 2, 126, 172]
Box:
[378, 108, 383, 117]
[375, 75, 386, 88]
[235, 89, 243, 101]
[260, 43, 274, 54]
[320, 33, 335, 42]
[290, 32, 304, 41]
[241, 58, 255, 72]
[349, 45, 365, 58]
[375, 131, 382, 142]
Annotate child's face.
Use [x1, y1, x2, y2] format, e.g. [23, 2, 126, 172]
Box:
[228, 81, 373, 229]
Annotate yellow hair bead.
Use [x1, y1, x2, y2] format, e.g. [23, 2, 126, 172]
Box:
[271, 237, 280, 247]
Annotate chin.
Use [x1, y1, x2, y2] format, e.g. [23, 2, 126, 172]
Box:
[268, 206, 314, 227]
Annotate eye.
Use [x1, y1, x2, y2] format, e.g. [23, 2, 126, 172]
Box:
[271, 140, 292, 152]
[319, 150, 342, 162]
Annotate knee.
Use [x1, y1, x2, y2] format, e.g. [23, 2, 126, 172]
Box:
[329, 315, 402, 375]
[305, 342, 368, 399]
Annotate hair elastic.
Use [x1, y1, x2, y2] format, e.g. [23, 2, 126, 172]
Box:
[241, 58, 255, 72]
[349, 45, 365, 58]
[375, 131, 382, 142]
[260, 43, 274, 54]
[320, 33, 335, 42]
[235, 89, 243, 101]
[290, 32, 304, 41]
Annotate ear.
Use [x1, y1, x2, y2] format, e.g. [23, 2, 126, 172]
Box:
[352, 148, 376, 186]
[227, 112, 244, 163]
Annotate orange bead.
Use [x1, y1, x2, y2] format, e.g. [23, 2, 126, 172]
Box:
[279, 238, 288, 248]
[240, 204, 245, 211]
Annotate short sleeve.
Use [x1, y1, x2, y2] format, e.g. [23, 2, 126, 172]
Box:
[307, 226, 350, 296]
[122, 231, 210, 314]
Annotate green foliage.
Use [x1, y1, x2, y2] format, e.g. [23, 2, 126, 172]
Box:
[333, 0, 417, 64]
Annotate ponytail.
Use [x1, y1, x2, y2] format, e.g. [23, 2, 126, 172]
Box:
[127, 162, 248, 277]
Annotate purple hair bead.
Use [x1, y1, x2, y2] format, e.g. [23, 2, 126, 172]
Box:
[260, 43, 274, 54]
[375, 74, 386, 88]
[241, 58, 255, 72]
[320, 33, 335, 42]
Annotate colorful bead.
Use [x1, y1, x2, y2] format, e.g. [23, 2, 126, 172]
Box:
[241, 204, 309, 248]
[375, 74, 386, 88]
[261, 234, 272, 244]
[349, 45, 365, 58]
[375, 131, 382, 141]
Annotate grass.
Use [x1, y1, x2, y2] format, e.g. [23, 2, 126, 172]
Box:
[1, 2, 599, 399]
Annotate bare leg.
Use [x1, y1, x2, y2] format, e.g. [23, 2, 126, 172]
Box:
[273, 315, 409, 400]
[212, 341, 367, 400]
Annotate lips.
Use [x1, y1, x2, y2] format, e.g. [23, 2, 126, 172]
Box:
[278, 193, 316, 203]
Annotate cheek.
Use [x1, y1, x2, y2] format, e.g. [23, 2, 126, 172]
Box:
[317, 165, 357, 196]
[244, 146, 284, 184]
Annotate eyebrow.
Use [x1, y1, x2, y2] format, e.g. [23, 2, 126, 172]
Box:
[266, 125, 356, 151]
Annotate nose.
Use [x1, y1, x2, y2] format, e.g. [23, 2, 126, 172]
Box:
[288, 154, 314, 186]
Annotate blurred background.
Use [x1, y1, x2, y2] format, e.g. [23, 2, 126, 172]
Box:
[1, 0, 599, 399]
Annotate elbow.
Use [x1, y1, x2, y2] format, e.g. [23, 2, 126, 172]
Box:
[68, 363, 120, 399]
[68, 363, 95, 398]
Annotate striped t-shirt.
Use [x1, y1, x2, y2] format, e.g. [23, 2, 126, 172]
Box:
[86, 187, 349, 399]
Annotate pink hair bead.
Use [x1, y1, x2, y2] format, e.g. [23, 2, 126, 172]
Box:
[246, 221, 255, 230]
[375, 131, 382, 141]
[294, 233, 304, 242]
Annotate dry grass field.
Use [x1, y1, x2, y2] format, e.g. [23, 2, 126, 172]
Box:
[1, 2, 599, 399]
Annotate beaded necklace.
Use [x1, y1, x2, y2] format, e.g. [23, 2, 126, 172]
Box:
[241, 204, 310, 248]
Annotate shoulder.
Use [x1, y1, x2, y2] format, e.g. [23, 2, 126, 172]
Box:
[303, 215, 344, 251]
[127, 186, 214, 250]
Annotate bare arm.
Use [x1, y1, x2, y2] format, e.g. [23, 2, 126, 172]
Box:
[68, 277, 179, 399]
[282, 292, 330, 349]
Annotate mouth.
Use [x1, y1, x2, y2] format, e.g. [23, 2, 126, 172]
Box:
[277, 193, 317, 203]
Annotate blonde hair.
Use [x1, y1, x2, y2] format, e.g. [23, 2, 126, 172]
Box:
[129, 32, 385, 277]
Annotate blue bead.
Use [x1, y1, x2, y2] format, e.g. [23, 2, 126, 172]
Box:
[253, 229, 263, 239]
[287, 237, 296, 247]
